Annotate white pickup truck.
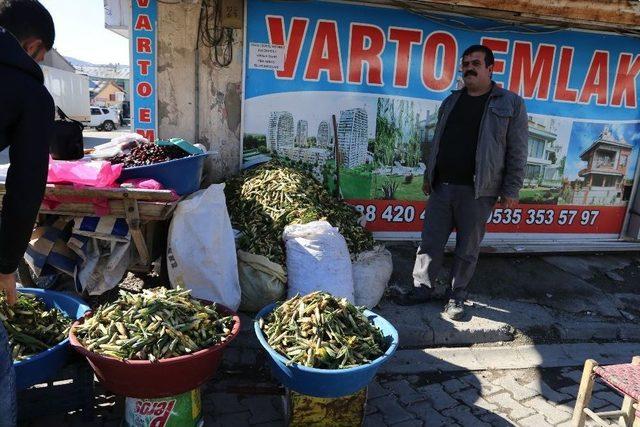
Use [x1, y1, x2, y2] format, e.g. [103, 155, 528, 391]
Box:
[89, 107, 121, 131]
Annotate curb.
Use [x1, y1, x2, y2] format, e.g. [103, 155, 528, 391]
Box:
[382, 342, 640, 374]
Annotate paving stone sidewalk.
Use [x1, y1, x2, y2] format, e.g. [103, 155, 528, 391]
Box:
[20, 363, 623, 426]
[365, 366, 621, 426]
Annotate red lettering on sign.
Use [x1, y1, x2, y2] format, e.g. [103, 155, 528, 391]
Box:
[346, 199, 626, 235]
[137, 82, 153, 97]
[266, 15, 308, 79]
[481, 37, 509, 88]
[611, 53, 640, 108]
[137, 59, 151, 76]
[139, 108, 151, 123]
[304, 20, 343, 82]
[388, 27, 422, 88]
[347, 23, 385, 85]
[421, 31, 457, 92]
[508, 41, 555, 100]
[135, 14, 152, 31]
[553, 46, 579, 103]
[579, 50, 609, 105]
[137, 129, 155, 142]
[137, 0, 149, 7]
[136, 37, 152, 54]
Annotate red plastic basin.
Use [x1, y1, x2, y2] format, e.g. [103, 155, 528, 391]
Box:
[69, 303, 240, 398]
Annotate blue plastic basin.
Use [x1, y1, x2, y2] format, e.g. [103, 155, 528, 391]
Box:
[13, 288, 89, 390]
[118, 153, 208, 195]
[254, 303, 399, 398]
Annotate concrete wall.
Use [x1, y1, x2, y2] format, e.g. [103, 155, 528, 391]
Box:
[157, 0, 243, 183]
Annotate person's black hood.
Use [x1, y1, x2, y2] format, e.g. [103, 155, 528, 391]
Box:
[0, 26, 44, 84]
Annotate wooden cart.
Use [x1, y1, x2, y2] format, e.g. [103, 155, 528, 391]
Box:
[0, 183, 181, 275]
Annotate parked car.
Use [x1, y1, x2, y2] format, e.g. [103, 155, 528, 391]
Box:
[89, 107, 120, 131]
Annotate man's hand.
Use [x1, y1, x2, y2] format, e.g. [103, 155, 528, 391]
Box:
[501, 197, 518, 209]
[422, 180, 431, 196]
[0, 272, 16, 305]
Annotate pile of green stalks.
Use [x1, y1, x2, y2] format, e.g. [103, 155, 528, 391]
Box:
[225, 161, 374, 265]
[0, 292, 71, 361]
[259, 292, 387, 369]
[73, 287, 235, 362]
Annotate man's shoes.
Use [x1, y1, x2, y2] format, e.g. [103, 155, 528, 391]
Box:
[394, 285, 433, 306]
[443, 298, 465, 320]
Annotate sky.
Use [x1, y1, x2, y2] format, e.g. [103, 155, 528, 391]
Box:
[565, 121, 640, 181]
[40, 0, 129, 65]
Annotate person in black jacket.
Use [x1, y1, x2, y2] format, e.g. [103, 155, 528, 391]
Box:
[0, 1, 55, 425]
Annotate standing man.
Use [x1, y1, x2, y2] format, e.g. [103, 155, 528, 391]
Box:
[396, 45, 528, 320]
[0, 1, 55, 425]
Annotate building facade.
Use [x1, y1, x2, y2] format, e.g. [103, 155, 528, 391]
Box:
[296, 120, 309, 147]
[524, 117, 562, 187]
[337, 108, 368, 168]
[317, 121, 330, 148]
[267, 111, 294, 152]
[92, 81, 126, 107]
[280, 146, 332, 165]
[572, 127, 632, 206]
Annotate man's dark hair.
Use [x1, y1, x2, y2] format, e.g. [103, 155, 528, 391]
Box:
[0, 0, 55, 50]
[462, 45, 494, 67]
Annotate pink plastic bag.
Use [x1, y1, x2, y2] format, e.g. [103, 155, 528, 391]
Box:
[121, 179, 180, 200]
[48, 158, 123, 187]
[121, 178, 164, 190]
[42, 196, 111, 216]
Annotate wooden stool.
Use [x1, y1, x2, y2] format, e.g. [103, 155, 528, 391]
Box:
[572, 356, 640, 426]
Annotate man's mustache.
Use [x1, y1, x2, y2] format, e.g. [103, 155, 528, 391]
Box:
[464, 70, 477, 77]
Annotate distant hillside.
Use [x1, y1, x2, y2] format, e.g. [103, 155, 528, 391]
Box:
[65, 56, 129, 70]
[65, 56, 130, 79]
[65, 56, 96, 67]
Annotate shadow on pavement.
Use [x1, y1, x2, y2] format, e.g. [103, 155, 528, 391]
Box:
[377, 242, 638, 424]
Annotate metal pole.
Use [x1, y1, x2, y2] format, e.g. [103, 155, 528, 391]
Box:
[194, 1, 204, 145]
[332, 114, 341, 200]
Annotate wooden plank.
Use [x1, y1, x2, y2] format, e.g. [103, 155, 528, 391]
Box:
[124, 198, 150, 267]
[572, 359, 598, 427]
[32, 201, 175, 221]
[0, 183, 178, 202]
[583, 408, 618, 426]
[365, 0, 640, 32]
[619, 356, 640, 425]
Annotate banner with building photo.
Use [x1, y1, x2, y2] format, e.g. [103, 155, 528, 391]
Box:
[242, 0, 640, 238]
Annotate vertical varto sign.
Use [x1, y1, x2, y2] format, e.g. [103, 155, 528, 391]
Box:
[243, 0, 640, 240]
[131, 0, 157, 141]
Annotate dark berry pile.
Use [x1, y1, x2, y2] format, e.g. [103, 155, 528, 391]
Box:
[109, 142, 191, 167]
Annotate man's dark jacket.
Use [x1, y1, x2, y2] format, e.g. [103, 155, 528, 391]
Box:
[0, 27, 53, 274]
[424, 83, 528, 200]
